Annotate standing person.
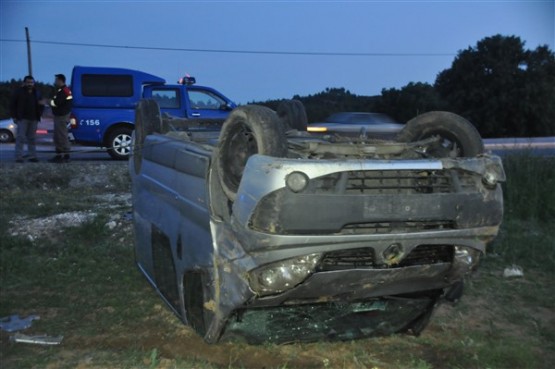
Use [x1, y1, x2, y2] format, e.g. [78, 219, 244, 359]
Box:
[10, 75, 43, 163]
[49, 73, 73, 163]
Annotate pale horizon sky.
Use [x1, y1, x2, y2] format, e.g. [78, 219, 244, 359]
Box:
[1, 0, 554, 103]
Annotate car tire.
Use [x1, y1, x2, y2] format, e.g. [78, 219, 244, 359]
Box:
[396, 111, 484, 157]
[107, 126, 134, 160]
[0, 129, 14, 143]
[133, 99, 162, 172]
[217, 105, 288, 201]
[276, 99, 308, 131]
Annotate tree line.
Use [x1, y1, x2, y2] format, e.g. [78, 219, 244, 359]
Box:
[256, 35, 555, 138]
[1, 34, 553, 137]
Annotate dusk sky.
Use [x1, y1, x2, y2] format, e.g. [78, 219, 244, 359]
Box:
[1, 0, 553, 103]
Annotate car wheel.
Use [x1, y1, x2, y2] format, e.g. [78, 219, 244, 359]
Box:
[276, 99, 308, 131]
[107, 127, 134, 160]
[217, 105, 288, 201]
[396, 111, 484, 157]
[133, 99, 162, 172]
[0, 129, 14, 143]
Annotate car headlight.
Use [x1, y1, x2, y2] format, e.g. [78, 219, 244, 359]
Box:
[307, 126, 328, 133]
[482, 171, 498, 188]
[249, 253, 322, 296]
[451, 246, 481, 279]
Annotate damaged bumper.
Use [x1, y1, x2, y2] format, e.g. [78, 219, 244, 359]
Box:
[201, 154, 504, 343]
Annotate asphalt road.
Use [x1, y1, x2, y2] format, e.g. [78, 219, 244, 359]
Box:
[1, 136, 554, 164]
[483, 137, 555, 157]
[0, 136, 114, 163]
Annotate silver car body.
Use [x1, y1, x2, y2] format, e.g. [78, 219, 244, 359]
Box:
[0, 106, 54, 143]
[0, 119, 17, 143]
[130, 128, 504, 344]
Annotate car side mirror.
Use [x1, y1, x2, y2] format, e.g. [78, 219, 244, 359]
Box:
[220, 103, 234, 111]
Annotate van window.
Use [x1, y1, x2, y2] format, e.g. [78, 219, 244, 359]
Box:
[152, 89, 180, 109]
[81, 74, 133, 97]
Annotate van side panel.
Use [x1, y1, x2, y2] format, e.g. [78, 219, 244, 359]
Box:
[71, 66, 165, 109]
[132, 136, 214, 318]
[70, 66, 165, 145]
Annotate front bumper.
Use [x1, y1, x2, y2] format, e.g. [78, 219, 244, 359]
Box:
[203, 154, 504, 342]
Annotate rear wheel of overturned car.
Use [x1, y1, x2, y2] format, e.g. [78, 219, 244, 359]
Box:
[132, 99, 162, 172]
[276, 99, 308, 131]
[217, 105, 288, 201]
[396, 111, 484, 157]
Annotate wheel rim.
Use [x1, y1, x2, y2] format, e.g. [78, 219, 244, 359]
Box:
[0, 132, 10, 143]
[223, 122, 258, 191]
[113, 133, 132, 156]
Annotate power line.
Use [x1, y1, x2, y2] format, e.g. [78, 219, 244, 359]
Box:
[0, 38, 455, 57]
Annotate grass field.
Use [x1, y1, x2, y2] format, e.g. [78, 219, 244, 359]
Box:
[0, 155, 554, 369]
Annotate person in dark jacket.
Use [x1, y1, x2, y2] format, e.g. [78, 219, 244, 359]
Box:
[49, 73, 73, 163]
[10, 75, 43, 163]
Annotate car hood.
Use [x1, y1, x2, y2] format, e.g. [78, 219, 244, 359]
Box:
[0, 119, 15, 128]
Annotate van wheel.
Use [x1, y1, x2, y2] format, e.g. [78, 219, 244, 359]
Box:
[217, 105, 288, 201]
[276, 99, 308, 131]
[396, 111, 484, 157]
[133, 100, 162, 171]
[107, 127, 134, 160]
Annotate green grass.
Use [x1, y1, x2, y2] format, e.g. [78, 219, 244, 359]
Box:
[501, 154, 555, 222]
[489, 154, 555, 273]
[0, 156, 554, 369]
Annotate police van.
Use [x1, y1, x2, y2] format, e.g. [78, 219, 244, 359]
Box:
[69, 66, 236, 159]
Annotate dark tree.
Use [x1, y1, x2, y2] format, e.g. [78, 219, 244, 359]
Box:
[255, 87, 379, 122]
[375, 82, 447, 123]
[435, 35, 555, 137]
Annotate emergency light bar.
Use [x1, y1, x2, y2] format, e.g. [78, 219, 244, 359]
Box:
[178, 75, 196, 85]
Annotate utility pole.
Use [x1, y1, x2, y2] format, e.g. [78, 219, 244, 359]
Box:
[25, 27, 33, 76]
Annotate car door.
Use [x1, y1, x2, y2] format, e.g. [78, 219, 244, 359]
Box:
[146, 87, 183, 118]
[186, 88, 230, 120]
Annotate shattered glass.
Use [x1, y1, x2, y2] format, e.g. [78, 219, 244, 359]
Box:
[222, 296, 434, 344]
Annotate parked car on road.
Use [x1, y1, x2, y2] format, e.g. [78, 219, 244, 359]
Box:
[308, 112, 404, 139]
[0, 106, 53, 143]
[0, 119, 16, 143]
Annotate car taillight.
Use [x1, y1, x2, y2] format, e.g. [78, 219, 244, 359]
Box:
[69, 113, 77, 128]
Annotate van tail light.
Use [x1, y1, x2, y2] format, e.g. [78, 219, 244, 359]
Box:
[69, 114, 77, 129]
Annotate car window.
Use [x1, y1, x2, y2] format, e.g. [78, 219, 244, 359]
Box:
[326, 113, 396, 124]
[152, 89, 180, 109]
[325, 113, 349, 123]
[188, 90, 225, 110]
[350, 114, 376, 124]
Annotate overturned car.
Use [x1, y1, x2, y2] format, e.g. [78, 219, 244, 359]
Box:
[130, 100, 504, 344]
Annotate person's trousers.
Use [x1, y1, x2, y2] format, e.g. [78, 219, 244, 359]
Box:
[15, 119, 38, 159]
[53, 114, 71, 155]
